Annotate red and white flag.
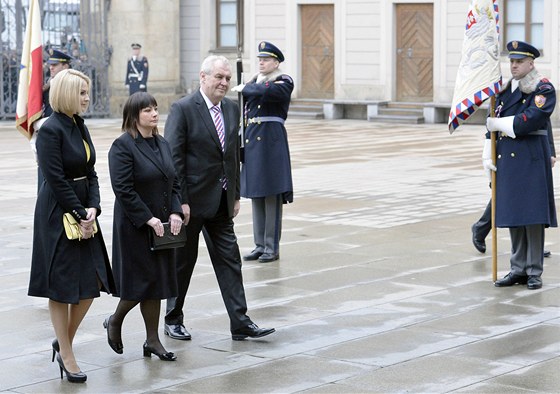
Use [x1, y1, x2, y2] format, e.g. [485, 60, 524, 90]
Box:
[15, 0, 43, 140]
[448, 0, 502, 133]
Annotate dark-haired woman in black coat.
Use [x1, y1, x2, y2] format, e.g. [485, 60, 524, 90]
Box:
[105, 92, 183, 361]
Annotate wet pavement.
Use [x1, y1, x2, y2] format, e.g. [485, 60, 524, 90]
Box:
[0, 117, 558, 393]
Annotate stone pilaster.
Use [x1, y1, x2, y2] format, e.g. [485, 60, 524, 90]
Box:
[107, 0, 182, 116]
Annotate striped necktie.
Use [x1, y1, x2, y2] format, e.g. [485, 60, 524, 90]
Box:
[211, 105, 227, 189]
[211, 105, 225, 151]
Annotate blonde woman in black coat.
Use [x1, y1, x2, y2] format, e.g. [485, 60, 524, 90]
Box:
[105, 92, 183, 361]
[28, 69, 115, 383]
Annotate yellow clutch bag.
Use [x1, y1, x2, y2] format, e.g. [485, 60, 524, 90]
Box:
[63, 213, 98, 241]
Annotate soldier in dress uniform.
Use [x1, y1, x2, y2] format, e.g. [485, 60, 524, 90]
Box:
[232, 41, 294, 263]
[484, 40, 557, 290]
[471, 125, 555, 256]
[125, 43, 149, 95]
[41, 49, 73, 123]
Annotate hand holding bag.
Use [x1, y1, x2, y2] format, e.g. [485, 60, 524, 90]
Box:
[63, 213, 98, 241]
[149, 222, 187, 251]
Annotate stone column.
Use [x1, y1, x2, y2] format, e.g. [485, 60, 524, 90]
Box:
[107, 0, 181, 116]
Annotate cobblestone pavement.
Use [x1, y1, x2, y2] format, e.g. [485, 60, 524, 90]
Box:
[0, 118, 558, 393]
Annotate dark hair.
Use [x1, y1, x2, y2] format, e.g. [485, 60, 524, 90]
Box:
[121, 92, 159, 137]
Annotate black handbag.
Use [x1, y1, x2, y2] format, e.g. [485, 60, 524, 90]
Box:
[149, 222, 187, 251]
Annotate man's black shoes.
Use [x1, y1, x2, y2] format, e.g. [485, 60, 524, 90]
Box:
[494, 272, 528, 287]
[164, 323, 192, 340]
[244, 250, 279, 262]
[258, 253, 279, 263]
[544, 250, 551, 258]
[243, 250, 263, 261]
[231, 323, 275, 341]
[471, 225, 486, 253]
[165, 322, 276, 341]
[527, 276, 542, 290]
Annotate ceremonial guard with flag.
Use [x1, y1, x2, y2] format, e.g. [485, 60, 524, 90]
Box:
[485, 41, 556, 290]
[448, 0, 556, 288]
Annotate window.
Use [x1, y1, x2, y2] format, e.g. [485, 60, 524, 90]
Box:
[217, 0, 240, 49]
[503, 0, 543, 51]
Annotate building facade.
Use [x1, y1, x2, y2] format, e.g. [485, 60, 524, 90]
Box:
[106, 0, 560, 124]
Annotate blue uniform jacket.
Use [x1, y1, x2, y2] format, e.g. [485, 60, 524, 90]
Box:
[489, 73, 557, 228]
[240, 72, 294, 202]
[125, 56, 149, 94]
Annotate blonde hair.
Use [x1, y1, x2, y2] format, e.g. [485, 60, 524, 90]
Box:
[49, 69, 91, 115]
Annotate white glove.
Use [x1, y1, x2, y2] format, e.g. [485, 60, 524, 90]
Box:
[139, 84, 146, 89]
[30, 119, 47, 164]
[33, 117, 47, 132]
[482, 138, 497, 180]
[231, 84, 245, 92]
[486, 116, 515, 138]
[29, 131, 38, 163]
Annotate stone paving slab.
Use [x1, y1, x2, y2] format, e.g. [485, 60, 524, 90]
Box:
[0, 118, 558, 393]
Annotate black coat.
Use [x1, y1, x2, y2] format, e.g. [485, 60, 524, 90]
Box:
[108, 132, 182, 300]
[28, 112, 115, 304]
[240, 72, 294, 202]
[491, 74, 557, 228]
[164, 90, 240, 218]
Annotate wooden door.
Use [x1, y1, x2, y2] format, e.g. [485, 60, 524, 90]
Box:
[396, 4, 433, 102]
[301, 4, 334, 98]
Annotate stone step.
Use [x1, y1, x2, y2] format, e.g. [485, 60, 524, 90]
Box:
[385, 102, 424, 110]
[289, 99, 325, 119]
[378, 107, 423, 117]
[291, 99, 327, 106]
[369, 102, 425, 123]
[368, 114, 425, 124]
[289, 111, 324, 120]
[290, 104, 324, 112]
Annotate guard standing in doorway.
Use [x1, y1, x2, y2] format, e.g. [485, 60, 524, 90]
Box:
[125, 43, 149, 95]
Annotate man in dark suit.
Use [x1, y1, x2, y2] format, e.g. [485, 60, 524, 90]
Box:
[164, 55, 275, 341]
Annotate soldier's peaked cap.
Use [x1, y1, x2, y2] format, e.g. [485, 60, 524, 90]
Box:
[47, 49, 72, 64]
[507, 41, 540, 59]
[257, 41, 284, 62]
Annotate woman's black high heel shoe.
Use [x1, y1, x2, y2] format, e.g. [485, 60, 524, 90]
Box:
[103, 316, 123, 354]
[56, 354, 87, 383]
[143, 341, 176, 361]
[51, 339, 59, 362]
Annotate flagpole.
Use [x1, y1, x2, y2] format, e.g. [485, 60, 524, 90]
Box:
[236, 0, 245, 163]
[490, 96, 497, 282]
[447, 0, 502, 282]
